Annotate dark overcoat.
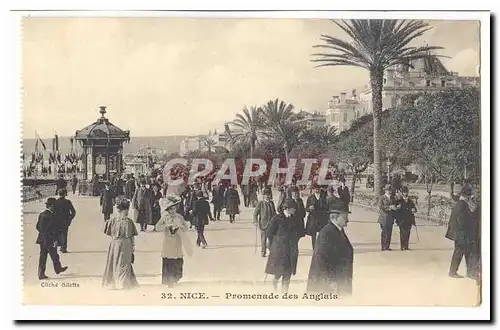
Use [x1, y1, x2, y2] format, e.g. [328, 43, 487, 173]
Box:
[292, 197, 306, 238]
[307, 222, 353, 295]
[378, 195, 396, 227]
[394, 198, 416, 228]
[125, 179, 136, 200]
[225, 188, 240, 215]
[264, 213, 302, 277]
[305, 194, 328, 235]
[337, 186, 351, 207]
[445, 200, 473, 246]
[36, 210, 60, 248]
[192, 198, 213, 226]
[114, 178, 125, 196]
[132, 186, 153, 225]
[211, 185, 225, 207]
[253, 200, 276, 230]
[151, 190, 163, 225]
[55, 197, 76, 227]
[100, 188, 115, 216]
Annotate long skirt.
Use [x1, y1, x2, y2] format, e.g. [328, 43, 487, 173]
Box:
[102, 238, 139, 290]
[162, 258, 184, 285]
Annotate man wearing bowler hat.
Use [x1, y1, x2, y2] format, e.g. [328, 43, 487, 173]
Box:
[307, 202, 353, 295]
[55, 188, 76, 253]
[253, 187, 277, 257]
[446, 185, 477, 279]
[378, 184, 398, 251]
[36, 198, 68, 280]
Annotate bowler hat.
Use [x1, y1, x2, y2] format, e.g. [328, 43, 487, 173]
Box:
[327, 199, 351, 214]
[282, 198, 298, 210]
[45, 197, 57, 207]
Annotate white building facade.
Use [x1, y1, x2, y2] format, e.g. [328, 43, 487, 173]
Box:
[325, 54, 479, 132]
[179, 132, 227, 156]
[325, 91, 366, 132]
[359, 55, 480, 113]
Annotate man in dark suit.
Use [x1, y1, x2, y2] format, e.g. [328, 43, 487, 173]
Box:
[446, 186, 476, 279]
[291, 186, 306, 241]
[55, 188, 76, 253]
[253, 187, 277, 257]
[36, 198, 68, 280]
[125, 174, 136, 200]
[55, 174, 67, 195]
[307, 204, 353, 296]
[378, 184, 398, 251]
[192, 190, 214, 248]
[337, 177, 351, 211]
[100, 182, 115, 222]
[211, 182, 226, 221]
[305, 185, 329, 249]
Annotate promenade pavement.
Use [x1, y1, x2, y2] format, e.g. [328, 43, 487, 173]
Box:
[22, 192, 479, 306]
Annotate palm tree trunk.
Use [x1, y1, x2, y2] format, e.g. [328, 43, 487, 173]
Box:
[283, 142, 289, 166]
[370, 68, 384, 198]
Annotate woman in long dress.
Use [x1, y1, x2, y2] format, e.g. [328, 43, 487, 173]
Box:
[225, 185, 240, 223]
[102, 198, 139, 290]
[155, 195, 192, 287]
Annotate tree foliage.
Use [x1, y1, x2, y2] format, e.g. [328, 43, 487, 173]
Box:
[312, 19, 444, 197]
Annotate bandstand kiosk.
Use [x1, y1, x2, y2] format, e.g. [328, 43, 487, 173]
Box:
[74, 106, 130, 195]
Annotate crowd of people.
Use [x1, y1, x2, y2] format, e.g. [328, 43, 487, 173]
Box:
[34, 170, 481, 296]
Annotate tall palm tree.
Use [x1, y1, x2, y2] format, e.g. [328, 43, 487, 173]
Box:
[312, 19, 442, 197]
[260, 99, 302, 164]
[230, 106, 262, 160]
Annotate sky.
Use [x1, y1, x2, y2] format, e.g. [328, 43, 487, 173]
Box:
[22, 18, 480, 139]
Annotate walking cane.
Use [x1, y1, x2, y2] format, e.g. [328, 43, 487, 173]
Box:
[254, 221, 258, 255]
[414, 224, 420, 243]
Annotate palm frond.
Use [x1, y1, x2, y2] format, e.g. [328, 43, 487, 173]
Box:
[314, 19, 444, 72]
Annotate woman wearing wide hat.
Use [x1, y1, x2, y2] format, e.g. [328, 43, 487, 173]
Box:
[102, 198, 139, 290]
[155, 195, 193, 287]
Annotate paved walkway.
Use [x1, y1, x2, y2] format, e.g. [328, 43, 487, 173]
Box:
[22, 193, 479, 306]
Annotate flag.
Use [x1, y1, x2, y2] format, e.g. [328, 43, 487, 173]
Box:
[54, 133, 59, 152]
[35, 131, 47, 151]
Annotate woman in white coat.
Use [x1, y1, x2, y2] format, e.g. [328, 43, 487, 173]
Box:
[155, 194, 192, 287]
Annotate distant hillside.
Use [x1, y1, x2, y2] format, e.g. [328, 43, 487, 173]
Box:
[22, 136, 188, 155]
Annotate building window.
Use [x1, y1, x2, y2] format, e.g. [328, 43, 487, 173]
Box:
[426, 79, 430, 87]
[343, 113, 348, 123]
[383, 78, 387, 85]
[441, 80, 445, 87]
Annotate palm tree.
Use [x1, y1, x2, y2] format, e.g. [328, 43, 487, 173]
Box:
[312, 19, 442, 197]
[230, 106, 262, 158]
[303, 125, 338, 151]
[260, 99, 302, 164]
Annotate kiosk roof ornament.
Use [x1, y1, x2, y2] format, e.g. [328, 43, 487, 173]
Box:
[74, 106, 130, 141]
